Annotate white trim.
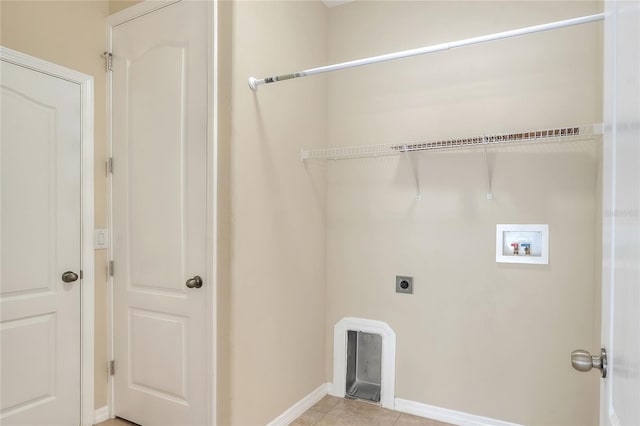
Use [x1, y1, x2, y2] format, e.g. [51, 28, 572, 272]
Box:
[207, 0, 219, 424]
[600, 2, 616, 425]
[80, 63, 96, 426]
[0, 47, 93, 84]
[394, 399, 523, 426]
[105, 5, 116, 419]
[610, 411, 621, 426]
[94, 406, 110, 424]
[266, 384, 329, 426]
[330, 317, 396, 410]
[0, 46, 95, 426]
[106, 1, 217, 423]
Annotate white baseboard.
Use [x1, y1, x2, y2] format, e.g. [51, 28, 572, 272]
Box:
[395, 398, 523, 426]
[267, 383, 329, 426]
[94, 405, 110, 424]
[610, 412, 621, 426]
[326, 382, 342, 398]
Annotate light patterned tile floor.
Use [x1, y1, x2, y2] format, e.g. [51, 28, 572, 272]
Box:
[95, 418, 139, 426]
[96, 396, 452, 426]
[291, 396, 454, 426]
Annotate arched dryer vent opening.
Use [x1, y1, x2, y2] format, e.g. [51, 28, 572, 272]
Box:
[329, 317, 396, 410]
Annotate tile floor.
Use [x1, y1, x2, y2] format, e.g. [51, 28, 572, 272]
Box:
[291, 396, 452, 426]
[95, 396, 452, 426]
[96, 418, 138, 426]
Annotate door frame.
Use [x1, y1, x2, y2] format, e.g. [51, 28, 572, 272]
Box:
[601, 3, 615, 422]
[106, 1, 219, 424]
[0, 46, 95, 426]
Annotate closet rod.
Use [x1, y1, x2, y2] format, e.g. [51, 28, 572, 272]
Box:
[248, 13, 604, 91]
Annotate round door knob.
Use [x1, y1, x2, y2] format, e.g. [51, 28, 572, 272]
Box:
[571, 349, 594, 372]
[61, 271, 79, 283]
[186, 275, 203, 289]
[571, 348, 607, 378]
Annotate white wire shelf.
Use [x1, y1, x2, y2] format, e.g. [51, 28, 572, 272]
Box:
[301, 124, 603, 161]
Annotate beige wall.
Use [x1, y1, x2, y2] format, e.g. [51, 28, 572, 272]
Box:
[109, 1, 140, 15]
[0, 0, 111, 409]
[1, 1, 605, 424]
[325, 2, 603, 426]
[0, 1, 328, 421]
[215, 1, 233, 423]
[228, 1, 328, 424]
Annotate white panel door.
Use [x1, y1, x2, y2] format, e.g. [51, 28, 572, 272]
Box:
[0, 60, 81, 425]
[111, 2, 208, 425]
[601, 1, 640, 425]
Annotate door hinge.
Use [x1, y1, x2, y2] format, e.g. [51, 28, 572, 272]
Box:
[109, 260, 114, 276]
[109, 360, 115, 376]
[107, 157, 113, 174]
[103, 52, 113, 72]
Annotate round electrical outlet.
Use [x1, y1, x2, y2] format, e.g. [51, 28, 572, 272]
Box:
[395, 275, 413, 294]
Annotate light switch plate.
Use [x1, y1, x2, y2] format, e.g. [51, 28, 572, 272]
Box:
[94, 228, 109, 250]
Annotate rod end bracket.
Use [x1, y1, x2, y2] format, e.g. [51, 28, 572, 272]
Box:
[248, 77, 258, 92]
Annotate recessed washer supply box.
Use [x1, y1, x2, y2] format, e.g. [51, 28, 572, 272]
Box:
[496, 224, 549, 264]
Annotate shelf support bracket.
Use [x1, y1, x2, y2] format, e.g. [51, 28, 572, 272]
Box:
[483, 137, 493, 200]
[402, 147, 422, 201]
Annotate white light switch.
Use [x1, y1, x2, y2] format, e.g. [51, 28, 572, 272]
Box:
[94, 229, 109, 250]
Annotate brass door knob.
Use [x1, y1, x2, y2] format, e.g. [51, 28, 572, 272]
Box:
[186, 275, 203, 289]
[61, 271, 79, 283]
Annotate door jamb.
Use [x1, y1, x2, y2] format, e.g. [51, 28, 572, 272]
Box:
[105, 1, 218, 424]
[0, 46, 95, 426]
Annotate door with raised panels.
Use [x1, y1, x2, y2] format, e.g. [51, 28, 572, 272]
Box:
[599, 1, 640, 424]
[0, 59, 81, 425]
[111, 1, 208, 425]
